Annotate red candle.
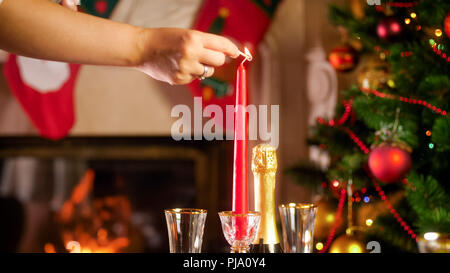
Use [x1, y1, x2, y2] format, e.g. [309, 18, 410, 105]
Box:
[232, 62, 249, 215]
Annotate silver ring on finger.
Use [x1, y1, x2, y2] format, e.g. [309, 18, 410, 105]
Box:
[199, 65, 210, 81]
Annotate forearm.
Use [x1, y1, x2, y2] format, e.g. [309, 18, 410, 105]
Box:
[0, 0, 143, 66]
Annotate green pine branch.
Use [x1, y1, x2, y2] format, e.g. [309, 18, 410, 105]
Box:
[406, 172, 450, 234]
[432, 117, 450, 151]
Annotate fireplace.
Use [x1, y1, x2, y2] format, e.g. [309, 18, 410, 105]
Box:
[0, 137, 233, 253]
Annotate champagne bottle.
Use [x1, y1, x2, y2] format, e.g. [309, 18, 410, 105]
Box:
[250, 144, 282, 253]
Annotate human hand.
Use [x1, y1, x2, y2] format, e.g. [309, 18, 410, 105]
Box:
[135, 28, 240, 85]
[61, 0, 79, 11]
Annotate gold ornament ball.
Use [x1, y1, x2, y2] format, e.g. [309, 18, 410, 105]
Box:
[357, 56, 392, 90]
[329, 235, 365, 253]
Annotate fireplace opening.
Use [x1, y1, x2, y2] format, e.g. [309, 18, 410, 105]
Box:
[0, 137, 232, 253]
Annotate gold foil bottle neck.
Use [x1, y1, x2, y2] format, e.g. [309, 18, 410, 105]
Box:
[251, 144, 280, 250]
[252, 144, 277, 173]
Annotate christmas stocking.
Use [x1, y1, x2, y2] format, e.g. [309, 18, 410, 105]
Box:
[189, 0, 281, 129]
[3, 56, 81, 140]
[2, 0, 119, 140]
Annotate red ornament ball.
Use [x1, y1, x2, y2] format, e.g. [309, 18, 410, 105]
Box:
[445, 13, 450, 39]
[328, 45, 358, 72]
[368, 144, 412, 183]
[377, 17, 402, 41]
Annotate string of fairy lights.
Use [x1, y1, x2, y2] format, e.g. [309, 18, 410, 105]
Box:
[315, 82, 450, 249]
[372, 0, 450, 63]
[316, 105, 419, 246]
[398, 2, 450, 63]
[315, 82, 450, 245]
[314, 87, 449, 249]
[314, 0, 449, 252]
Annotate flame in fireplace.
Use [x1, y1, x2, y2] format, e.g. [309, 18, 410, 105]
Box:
[45, 169, 131, 253]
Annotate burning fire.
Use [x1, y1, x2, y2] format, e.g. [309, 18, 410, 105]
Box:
[238, 47, 253, 63]
[45, 170, 131, 253]
[244, 47, 253, 61]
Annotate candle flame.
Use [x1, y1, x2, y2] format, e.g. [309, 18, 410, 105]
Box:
[240, 47, 253, 65]
[244, 47, 253, 61]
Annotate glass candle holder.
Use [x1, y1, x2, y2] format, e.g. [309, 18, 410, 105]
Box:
[164, 208, 207, 253]
[218, 211, 261, 253]
[279, 203, 317, 253]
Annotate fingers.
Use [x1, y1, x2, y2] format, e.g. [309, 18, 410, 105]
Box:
[62, 0, 79, 11]
[191, 62, 215, 79]
[169, 62, 215, 85]
[137, 29, 230, 85]
[199, 49, 226, 67]
[199, 32, 240, 58]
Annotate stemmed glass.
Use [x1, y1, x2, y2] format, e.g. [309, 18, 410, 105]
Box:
[218, 211, 261, 253]
[279, 203, 317, 253]
[165, 208, 207, 253]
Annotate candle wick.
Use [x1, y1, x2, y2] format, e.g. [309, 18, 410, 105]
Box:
[239, 50, 252, 65]
[240, 55, 252, 65]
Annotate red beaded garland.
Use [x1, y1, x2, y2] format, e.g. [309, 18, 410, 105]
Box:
[319, 188, 347, 253]
[343, 128, 371, 154]
[316, 100, 370, 154]
[361, 88, 449, 117]
[400, 51, 413, 57]
[372, 179, 418, 241]
[375, 1, 419, 13]
[430, 42, 450, 62]
[387, 1, 419, 8]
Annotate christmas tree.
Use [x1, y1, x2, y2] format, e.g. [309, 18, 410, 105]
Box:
[288, 0, 450, 253]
